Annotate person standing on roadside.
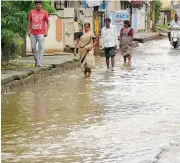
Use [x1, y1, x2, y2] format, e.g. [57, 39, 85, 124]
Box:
[28, 0, 50, 67]
[101, 18, 118, 71]
[120, 20, 134, 64]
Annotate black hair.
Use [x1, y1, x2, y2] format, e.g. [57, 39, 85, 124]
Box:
[105, 18, 111, 22]
[84, 22, 90, 28]
[124, 20, 131, 27]
[35, 0, 42, 4]
[174, 14, 178, 18]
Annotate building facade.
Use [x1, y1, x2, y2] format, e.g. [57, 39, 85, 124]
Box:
[26, 0, 107, 53]
[107, 0, 151, 33]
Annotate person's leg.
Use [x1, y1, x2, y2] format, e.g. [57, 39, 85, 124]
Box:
[110, 47, 115, 70]
[123, 56, 127, 63]
[37, 34, 45, 66]
[84, 68, 88, 77]
[87, 68, 91, 77]
[105, 48, 110, 69]
[111, 56, 115, 70]
[168, 32, 171, 41]
[30, 34, 38, 66]
[106, 58, 110, 69]
[84, 69, 87, 76]
[128, 55, 131, 63]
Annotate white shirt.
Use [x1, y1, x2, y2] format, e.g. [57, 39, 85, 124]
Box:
[101, 25, 118, 48]
[170, 20, 180, 28]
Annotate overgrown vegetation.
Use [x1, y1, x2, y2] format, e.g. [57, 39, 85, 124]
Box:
[163, 7, 171, 11]
[155, 0, 163, 25]
[157, 24, 169, 30]
[1, 1, 55, 61]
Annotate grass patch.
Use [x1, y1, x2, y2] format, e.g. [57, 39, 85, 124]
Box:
[1, 62, 34, 72]
[158, 24, 169, 30]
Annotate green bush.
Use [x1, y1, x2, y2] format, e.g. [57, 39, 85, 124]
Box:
[158, 24, 169, 30]
[155, 0, 163, 25]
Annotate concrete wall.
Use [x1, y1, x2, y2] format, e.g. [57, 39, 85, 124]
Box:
[108, 1, 122, 11]
[162, 0, 171, 9]
[138, 6, 146, 31]
[27, 14, 75, 53]
[63, 18, 74, 48]
[79, 8, 94, 32]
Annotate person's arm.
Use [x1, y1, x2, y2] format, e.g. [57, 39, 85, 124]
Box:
[169, 21, 173, 29]
[130, 28, 134, 45]
[74, 36, 80, 56]
[92, 38, 97, 48]
[45, 12, 50, 36]
[28, 11, 32, 36]
[89, 32, 97, 49]
[114, 26, 118, 48]
[101, 29, 104, 49]
[119, 28, 123, 47]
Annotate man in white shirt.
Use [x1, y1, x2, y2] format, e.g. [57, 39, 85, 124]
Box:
[168, 14, 180, 41]
[101, 18, 118, 71]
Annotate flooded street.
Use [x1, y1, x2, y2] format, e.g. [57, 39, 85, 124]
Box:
[2, 39, 180, 163]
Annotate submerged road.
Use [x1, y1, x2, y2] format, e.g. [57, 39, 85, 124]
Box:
[2, 39, 180, 163]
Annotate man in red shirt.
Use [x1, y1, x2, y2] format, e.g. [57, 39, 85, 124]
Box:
[28, 0, 50, 67]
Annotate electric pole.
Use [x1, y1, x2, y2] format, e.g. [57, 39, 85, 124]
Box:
[152, 0, 155, 32]
[75, 0, 80, 22]
[94, 6, 99, 55]
[130, 4, 133, 27]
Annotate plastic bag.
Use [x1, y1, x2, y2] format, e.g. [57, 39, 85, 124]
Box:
[86, 49, 95, 69]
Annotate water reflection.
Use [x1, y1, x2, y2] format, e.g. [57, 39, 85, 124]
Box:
[1, 39, 180, 163]
[32, 88, 46, 130]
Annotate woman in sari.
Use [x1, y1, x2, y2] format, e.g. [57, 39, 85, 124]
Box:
[120, 20, 134, 64]
[74, 22, 96, 77]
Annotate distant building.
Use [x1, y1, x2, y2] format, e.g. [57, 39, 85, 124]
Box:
[107, 1, 151, 33]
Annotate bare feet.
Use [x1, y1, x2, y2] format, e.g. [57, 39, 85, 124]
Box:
[87, 73, 91, 77]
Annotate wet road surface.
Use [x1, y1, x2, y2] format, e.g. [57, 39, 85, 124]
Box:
[1, 39, 180, 163]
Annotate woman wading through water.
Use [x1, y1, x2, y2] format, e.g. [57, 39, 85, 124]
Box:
[120, 20, 134, 64]
[74, 23, 96, 77]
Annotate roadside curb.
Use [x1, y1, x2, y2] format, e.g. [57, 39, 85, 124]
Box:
[1, 59, 81, 94]
[133, 33, 160, 43]
[155, 27, 169, 34]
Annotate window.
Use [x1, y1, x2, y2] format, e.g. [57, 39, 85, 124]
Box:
[54, 1, 74, 10]
[55, 1, 65, 10]
[121, 1, 130, 10]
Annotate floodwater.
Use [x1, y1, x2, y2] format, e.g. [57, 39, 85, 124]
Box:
[1, 39, 180, 163]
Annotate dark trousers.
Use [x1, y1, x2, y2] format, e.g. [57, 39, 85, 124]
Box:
[168, 32, 171, 41]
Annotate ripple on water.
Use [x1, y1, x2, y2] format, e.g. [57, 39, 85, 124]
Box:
[1, 39, 180, 163]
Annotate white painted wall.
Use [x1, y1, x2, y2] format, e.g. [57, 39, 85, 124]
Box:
[26, 14, 64, 52]
[138, 6, 146, 31]
[108, 1, 121, 11]
[82, 16, 94, 31]
[64, 18, 74, 48]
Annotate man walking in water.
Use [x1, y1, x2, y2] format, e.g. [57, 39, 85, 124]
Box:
[28, 0, 50, 67]
[101, 18, 118, 71]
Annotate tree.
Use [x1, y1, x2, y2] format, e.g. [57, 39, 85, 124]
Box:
[1, 1, 55, 60]
[155, 0, 163, 25]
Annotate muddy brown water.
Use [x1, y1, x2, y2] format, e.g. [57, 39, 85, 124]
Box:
[2, 39, 180, 163]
